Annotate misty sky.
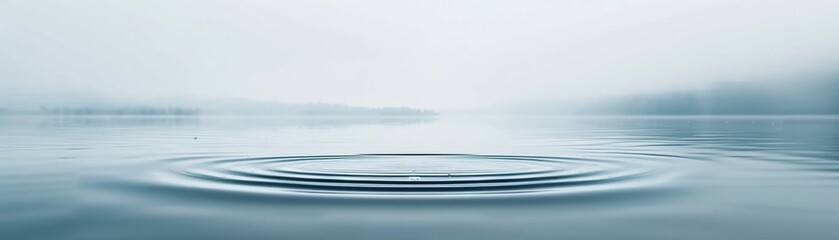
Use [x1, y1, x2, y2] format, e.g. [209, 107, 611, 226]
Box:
[2, 0, 839, 109]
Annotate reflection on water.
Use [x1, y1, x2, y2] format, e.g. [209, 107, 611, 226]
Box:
[1, 116, 838, 239]
[33, 116, 435, 128]
[38, 116, 202, 128]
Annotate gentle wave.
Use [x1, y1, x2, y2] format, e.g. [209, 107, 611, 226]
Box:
[152, 154, 673, 196]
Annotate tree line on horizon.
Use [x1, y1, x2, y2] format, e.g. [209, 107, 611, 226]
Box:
[589, 77, 839, 115]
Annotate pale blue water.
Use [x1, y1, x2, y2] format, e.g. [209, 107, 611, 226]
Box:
[1, 116, 838, 239]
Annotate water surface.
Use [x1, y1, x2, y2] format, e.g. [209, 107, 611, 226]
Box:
[2, 116, 838, 239]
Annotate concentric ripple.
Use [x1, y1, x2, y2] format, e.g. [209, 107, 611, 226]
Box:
[159, 154, 667, 195]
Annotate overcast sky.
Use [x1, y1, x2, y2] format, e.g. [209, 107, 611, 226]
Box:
[2, 0, 839, 109]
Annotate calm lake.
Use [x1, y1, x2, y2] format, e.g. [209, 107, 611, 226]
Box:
[2, 116, 838, 239]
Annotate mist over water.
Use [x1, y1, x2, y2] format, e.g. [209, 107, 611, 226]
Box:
[3, 1, 839, 239]
[3, 1, 839, 110]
